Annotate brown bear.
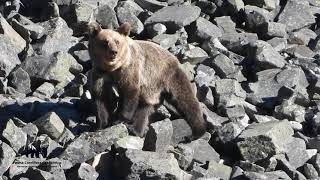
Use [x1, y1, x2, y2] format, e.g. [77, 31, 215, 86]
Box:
[88, 22, 206, 139]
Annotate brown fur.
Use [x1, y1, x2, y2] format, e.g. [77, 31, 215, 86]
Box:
[88, 22, 206, 138]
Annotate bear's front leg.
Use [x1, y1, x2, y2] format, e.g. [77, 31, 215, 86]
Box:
[117, 88, 140, 123]
[91, 72, 117, 129]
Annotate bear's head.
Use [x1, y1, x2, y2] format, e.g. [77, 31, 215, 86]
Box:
[88, 22, 131, 71]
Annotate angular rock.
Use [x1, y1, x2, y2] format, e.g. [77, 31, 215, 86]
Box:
[285, 45, 315, 59]
[0, 35, 21, 78]
[171, 119, 193, 144]
[238, 161, 265, 172]
[0, 14, 26, 53]
[152, 34, 178, 49]
[117, 0, 143, 17]
[215, 16, 236, 33]
[288, 28, 317, 45]
[284, 137, 309, 169]
[303, 163, 319, 179]
[33, 82, 55, 99]
[134, 0, 167, 12]
[278, 0, 316, 32]
[194, 17, 222, 40]
[276, 66, 309, 90]
[116, 7, 144, 34]
[2, 119, 27, 152]
[195, 64, 215, 88]
[211, 53, 236, 78]
[243, 0, 279, 10]
[237, 120, 294, 162]
[186, 139, 220, 164]
[145, 5, 201, 30]
[277, 157, 307, 180]
[78, 163, 99, 180]
[262, 22, 287, 38]
[11, 15, 45, 40]
[310, 153, 320, 175]
[95, 4, 119, 29]
[56, 127, 75, 146]
[115, 136, 144, 150]
[8, 67, 31, 94]
[178, 62, 196, 81]
[225, 0, 245, 13]
[22, 123, 39, 145]
[22, 52, 82, 87]
[219, 32, 258, 55]
[202, 104, 228, 128]
[35, 134, 64, 158]
[170, 144, 194, 170]
[182, 46, 208, 65]
[146, 23, 167, 38]
[267, 37, 287, 52]
[38, 17, 78, 56]
[206, 160, 232, 179]
[244, 5, 272, 30]
[118, 149, 191, 179]
[250, 40, 286, 69]
[33, 111, 65, 140]
[274, 100, 306, 122]
[59, 124, 128, 165]
[143, 119, 173, 152]
[0, 141, 16, 176]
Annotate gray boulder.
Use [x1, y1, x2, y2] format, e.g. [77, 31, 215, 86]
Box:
[8, 67, 31, 94]
[0, 13, 26, 53]
[33, 112, 65, 140]
[77, 163, 99, 180]
[59, 124, 128, 165]
[244, 5, 272, 30]
[186, 139, 220, 164]
[143, 119, 173, 152]
[39, 17, 78, 56]
[171, 119, 193, 144]
[194, 17, 222, 41]
[32, 82, 55, 99]
[116, 7, 144, 34]
[152, 34, 178, 49]
[250, 40, 286, 69]
[134, 0, 167, 12]
[215, 16, 236, 33]
[278, 0, 316, 32]
[237, 120, 294, 162]
[243, 0, 279, 10]
[211, 53, 236, 78]
[2, 119, 27, 152]
[262, 22, 287, 38]
[219, 32, 258, 54]
[288, 28, 317, 45]
[118, 149, 191, 179]
[206, 160, 232, 179]
[0, 35, 21, 78]
[285, 137, 309, 169]
[95, 4, 119, 29]
[0, 141, 16, 176]
[22, 52, 82, 88]
[145, 5, 201, 30]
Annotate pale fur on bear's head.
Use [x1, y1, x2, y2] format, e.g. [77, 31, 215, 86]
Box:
[88, 22, 132, 71]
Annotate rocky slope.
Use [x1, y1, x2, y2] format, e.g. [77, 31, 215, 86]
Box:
[1, 0, 320, 179]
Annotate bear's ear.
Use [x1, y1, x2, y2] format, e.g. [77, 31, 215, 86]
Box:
[118, 23, 131, 36]
[88, 22, 102, 37]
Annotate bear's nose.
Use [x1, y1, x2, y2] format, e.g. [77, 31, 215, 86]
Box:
[110, 49, 117, 55]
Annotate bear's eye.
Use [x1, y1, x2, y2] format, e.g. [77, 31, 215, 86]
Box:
[100, 41, 108, 48]
[115, 39, 120, 45]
